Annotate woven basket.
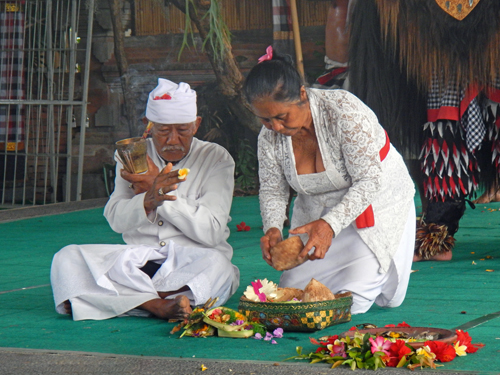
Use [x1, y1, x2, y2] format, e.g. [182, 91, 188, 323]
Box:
[238, 292, 352, 332]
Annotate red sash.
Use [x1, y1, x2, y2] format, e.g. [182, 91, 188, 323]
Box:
[355, 131, 390, 229]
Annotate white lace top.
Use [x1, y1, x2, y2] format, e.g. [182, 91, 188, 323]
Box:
[258, 88, 415, 272]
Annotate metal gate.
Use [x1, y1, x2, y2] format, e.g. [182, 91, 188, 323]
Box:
[0, 0, 94, 207]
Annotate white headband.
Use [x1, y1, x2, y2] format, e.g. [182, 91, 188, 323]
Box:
[145, 78, 197, 124]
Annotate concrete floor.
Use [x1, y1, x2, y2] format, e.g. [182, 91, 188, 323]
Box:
[0, 348, 480, 375]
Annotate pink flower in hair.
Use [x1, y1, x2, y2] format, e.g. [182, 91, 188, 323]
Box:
[258, 45, 273, 63]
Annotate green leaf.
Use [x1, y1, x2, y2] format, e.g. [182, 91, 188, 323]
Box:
[397, 356, 408, 368]
[350, 361, 357, 370]
[331, 360, 344, 369]
[296, 346, 303, 356]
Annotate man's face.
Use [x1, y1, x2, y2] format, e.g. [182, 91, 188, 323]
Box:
[151, 117, 201, 163]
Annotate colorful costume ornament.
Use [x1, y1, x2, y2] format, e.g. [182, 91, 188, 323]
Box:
[348, 0, 500, 259]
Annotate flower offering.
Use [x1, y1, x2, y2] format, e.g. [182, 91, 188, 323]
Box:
[288, 322, 483, 370]
[174, 299, 267, 339]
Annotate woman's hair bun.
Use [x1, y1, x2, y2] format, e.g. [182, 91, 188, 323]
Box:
[271, 50, 294, 66]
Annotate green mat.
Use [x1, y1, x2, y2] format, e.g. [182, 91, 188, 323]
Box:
[1, 195, 499, 373]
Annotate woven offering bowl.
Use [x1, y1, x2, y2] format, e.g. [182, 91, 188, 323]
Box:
[238, 292, 353, 332]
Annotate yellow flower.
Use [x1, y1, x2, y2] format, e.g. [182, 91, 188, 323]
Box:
[235, 312, 246, 320]
[416, 345, 436, 360]
[454, 341, 467, 356]
[178, 168, 190, 180]
[388, 332, 401, 338]
[201, 364, 207, 371]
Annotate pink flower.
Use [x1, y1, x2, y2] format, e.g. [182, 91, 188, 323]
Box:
[273, 328, 284, 338]
[264, 332, 273, 341]
[327, 343, 347, 358]
[369, 336, 392, 356]
[258, 45, 273, 63]
[271, 340, 278, 344]
[254, 333, 263, 340]
[251, 280, 267, 302]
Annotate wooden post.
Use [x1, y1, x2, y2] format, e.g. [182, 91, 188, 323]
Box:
[289, 0, 304, 77]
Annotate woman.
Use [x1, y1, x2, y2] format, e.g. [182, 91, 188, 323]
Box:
[244, 48, 416, 314]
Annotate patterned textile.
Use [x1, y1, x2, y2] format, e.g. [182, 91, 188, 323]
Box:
[421, 76, 489, 200]
[272, 0, 291, 33]
[419, 120, 478, 201]
[271, 0, 294, 56]
[485, 77, 500, 173]
[313, 66, 349, 89]
[427, 77, 486, 154]
[0, 10, 25, 144]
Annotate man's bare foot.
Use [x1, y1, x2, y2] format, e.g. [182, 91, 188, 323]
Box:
[139, 295, 192, 320]
[63, 300, 72, 315]
[413, 251, 452, 262]
[158, 286, 189, 299]
[473, 187, 500, 204]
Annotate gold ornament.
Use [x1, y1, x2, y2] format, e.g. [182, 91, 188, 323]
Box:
[435, 0, 481, 21]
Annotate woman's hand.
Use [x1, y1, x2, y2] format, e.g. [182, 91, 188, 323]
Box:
[260, 227, 282, 266]
[289, 219, 334, 260]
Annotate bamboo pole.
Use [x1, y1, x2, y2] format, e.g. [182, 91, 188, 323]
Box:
[289, 0, 304, 77]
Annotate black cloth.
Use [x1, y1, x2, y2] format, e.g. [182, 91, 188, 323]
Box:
[140, 261, 162, 278]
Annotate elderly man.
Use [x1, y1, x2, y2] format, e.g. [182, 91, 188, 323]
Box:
[51, 79, 240, 321]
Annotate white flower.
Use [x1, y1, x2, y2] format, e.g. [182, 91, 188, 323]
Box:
[259, 278, 278, 297]
[243, 279, 278, 302]
[243, 285, 261, 302]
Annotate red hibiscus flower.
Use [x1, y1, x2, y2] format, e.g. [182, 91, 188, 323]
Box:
[456, 329, 483, 353]
[236, 222, 251, 231]
[385, 340, 413, 367]
[425, 341, 456, 362]
[310, 335, 339, 353]
[310, 337, 328, 353]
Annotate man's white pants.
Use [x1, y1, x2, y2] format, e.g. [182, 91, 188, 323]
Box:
[51, 241, 240, 321]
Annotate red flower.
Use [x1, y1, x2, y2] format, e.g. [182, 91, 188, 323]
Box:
[385, 340, 413, 367]
[154, 93, 172, 100]
[384, 322, 411, 328]
[455, 329, 482, 353]
[425, 341, 456, 362]
[397, 321, 411, 328]
[236, 221, 251, 231]
[310, 335, 339, 353]
[315, 345, 327, 353]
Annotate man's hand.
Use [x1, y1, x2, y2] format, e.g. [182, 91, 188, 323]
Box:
[289, 219, 334, 260]
[260, 227, 282, 267]
[143, 162, 187, 214]
[121, 156, 160, 194]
